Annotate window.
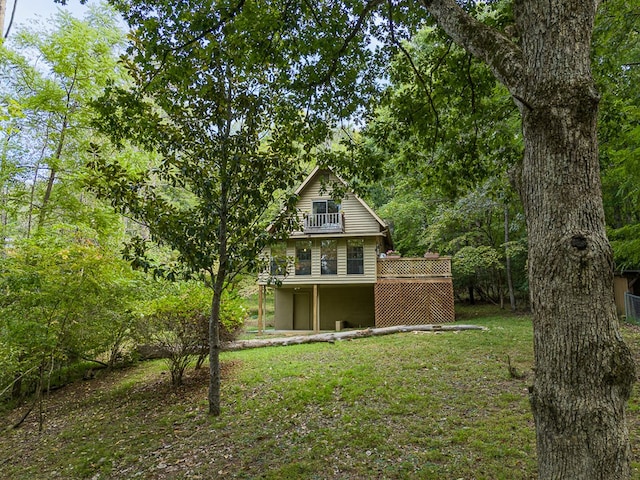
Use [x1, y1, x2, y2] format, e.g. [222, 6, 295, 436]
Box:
[270, 242, 287, 275]
[321, 239, 337, 275]
[295, 241, 312, 275]
[306, 200, 342, 232]
[347, 239, 364, 274]
[312, 199, 340, 216]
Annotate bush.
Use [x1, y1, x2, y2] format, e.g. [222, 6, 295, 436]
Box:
[140, 282, 247, 384]
[219, 290, 246, 343]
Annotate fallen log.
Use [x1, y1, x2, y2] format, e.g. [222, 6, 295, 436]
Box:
[223, 324, 487, 351]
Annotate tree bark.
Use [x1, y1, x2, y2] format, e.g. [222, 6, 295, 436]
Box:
[421, 0, 636, 477]
[208, 271, 223, 416]
[224, 324, 486, 351]
[0, 0, 6, 38]
[504, 202, 516, 311]
[2, 0, 17, 39]
[38, 113, 68, 229]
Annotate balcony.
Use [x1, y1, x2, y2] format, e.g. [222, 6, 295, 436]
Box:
[303, 212, 344, 233]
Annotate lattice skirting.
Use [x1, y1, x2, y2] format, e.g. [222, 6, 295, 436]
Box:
[374, 279, 455, 327]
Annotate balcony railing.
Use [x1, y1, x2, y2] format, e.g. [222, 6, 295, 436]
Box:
[377, 257, 451, 278]
[303, 212, 344, 233]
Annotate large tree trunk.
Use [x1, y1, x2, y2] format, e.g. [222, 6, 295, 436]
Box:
[421, 0, 636, 477]
[523, 77, 635, 480]
[515, 2, 636, 478]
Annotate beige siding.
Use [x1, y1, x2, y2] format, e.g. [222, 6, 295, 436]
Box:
[341, 195, 381, 233]
[295, 172, 382, 235]
[614, 276, 629, 316]
[260, 237, 378, 285]
[364, 237, 378, 276]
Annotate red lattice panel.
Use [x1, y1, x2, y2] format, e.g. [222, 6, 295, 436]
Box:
[374, 279, 455, 327]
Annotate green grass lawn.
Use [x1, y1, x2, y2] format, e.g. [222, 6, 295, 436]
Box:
[1, 312, 638, 479]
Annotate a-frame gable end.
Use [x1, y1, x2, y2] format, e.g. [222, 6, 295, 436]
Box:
[295, 168, 387, 235]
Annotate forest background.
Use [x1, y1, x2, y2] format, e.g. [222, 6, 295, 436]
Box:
[0, 0, 638, 427]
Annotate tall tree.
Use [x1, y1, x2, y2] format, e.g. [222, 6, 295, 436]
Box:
[411, 1, 636, 477]
[89, 0, 306, 415]
[236, 0, 635, 476]
[0, 5, 125, 241]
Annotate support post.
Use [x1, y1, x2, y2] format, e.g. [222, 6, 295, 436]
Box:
[313, 284, 319, 333]
[258, 285, 264, 335]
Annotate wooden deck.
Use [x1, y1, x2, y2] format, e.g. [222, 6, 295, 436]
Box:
[377, 257, 451, 278]
[375, 257, 455, 327]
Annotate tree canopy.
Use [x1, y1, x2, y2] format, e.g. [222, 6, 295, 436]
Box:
[89, 0, 319, 415]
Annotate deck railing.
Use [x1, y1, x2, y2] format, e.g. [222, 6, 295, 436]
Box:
[377, 257, 451, 278]
[303, 212, 344, 233]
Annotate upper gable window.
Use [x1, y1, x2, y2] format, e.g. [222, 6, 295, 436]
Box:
[312, 199, 340, 216]
[305, 199, 343, 233]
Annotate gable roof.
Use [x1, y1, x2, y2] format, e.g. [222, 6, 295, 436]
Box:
[296, 166, 388, 230]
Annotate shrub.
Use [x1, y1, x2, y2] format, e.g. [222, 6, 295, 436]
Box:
[219, 290, 247, 343]
[140, 282, 247, 384]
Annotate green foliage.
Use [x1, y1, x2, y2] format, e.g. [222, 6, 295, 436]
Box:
[452, 244, 503, 295]
[0, 226, 144, 398]
[355, 2, 528, 306]
[139, 281, 247, 385]
[219, 290, 248, 343]
[592, 0, 640, 273]
[594, 0, 640, 229]
[609, 224, 640, 270]
[0, 5, 126, 242]
[89, 0, 309, 282]
[363, 2, 522, 199]
[141, 285, 208, 386]
[378, 189, 434, 256]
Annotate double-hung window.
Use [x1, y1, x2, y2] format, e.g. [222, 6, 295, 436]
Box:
[295, 241, 312, 275]
[321, 240, 337, 275]
[347, 239, 364, 274]
[269, 242, 287, 275]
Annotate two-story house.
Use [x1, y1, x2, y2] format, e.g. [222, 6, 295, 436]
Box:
[257, 167, 454, 331]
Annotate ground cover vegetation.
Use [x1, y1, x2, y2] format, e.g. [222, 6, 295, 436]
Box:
[0, 6, 248, 420]
[0, 0, 639, 477]
[353, 2, 639, 474]
[2, 312, 637, 479]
